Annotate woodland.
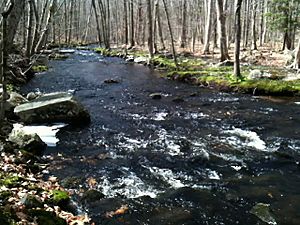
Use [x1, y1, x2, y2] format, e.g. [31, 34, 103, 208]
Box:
[0, 0, 299, 224]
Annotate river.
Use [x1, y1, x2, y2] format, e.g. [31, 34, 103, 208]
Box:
[22, 50, 300, 225]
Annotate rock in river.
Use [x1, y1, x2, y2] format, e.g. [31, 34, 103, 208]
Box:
[8, 124, 47, 155]
[14, 92, 90, 126]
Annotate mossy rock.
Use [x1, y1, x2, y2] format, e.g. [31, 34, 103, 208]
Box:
[81, 189, 105, 203]
[29, 210, 67, 225]
[21, 194, 43, 209]
[61, 176, 82, 189]
[32, 65, 48, 73]
[0, 191, 12, 203]
[0, 206, 18, 225]
[50, 190, 70, 205]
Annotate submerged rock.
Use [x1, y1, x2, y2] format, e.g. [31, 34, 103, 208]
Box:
[8, 125, 47, 155]
[14, 92, 90, 126]
[250, 203, 277, 225]
[149, 93, 162, 100]
[104, 79, 119, 84]
[26, 92, 41, 101]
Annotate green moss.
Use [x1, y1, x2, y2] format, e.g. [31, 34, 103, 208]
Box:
[32, 65, 48, 73]
[94, 47, 119, 57]
[151, 56, 177, 70]
[50, 190, 70, 205]
[0, 175, 21, 187]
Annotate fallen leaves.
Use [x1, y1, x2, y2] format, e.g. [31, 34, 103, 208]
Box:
[0, 150, 94, 225]
[105, 205, 129, 218]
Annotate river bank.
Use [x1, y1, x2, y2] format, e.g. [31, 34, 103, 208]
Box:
[94, 47, 300, 96]
[0, 51, 93, 224]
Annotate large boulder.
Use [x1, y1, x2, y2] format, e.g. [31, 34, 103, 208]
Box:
[14, 92, 90, 125]
[8, 124, 47, 155]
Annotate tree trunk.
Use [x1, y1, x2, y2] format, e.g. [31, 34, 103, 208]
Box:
[252, 0, 258, 50]
[91, 0, 102, 45]
[234, 0, 242, 79]
[203, 0, 213, 54]
[162, 0, 178, 68]
[216, 0, 230, 62]
[0, 0, 14, 121]
[146, 0, 153, 58]
[68, 0, 74, 44]
[123, 0, 128, 45]
[292, 39, 300, 69]
[35, 0, 56, 52]
[26, 0, 34, 57]
[180, 0, 187, 48]
[5, 0, 25, 52]
[129, 0, 134, 47]
[155, 1, 165, 50]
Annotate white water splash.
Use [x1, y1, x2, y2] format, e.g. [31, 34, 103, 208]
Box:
[207, 169, 221, 180]
[184, 112, 209, 120]
[100, 170, 159, 198]
[13, 123, 66, 147]
[223, 128, 267, 151]
[152, 112, 168, 121]
[147, 167, 186, 188]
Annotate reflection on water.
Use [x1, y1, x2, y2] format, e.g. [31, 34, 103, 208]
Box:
[22, 50, 300, 225]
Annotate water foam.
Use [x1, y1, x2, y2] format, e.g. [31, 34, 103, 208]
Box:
[223, 128, 267, 151]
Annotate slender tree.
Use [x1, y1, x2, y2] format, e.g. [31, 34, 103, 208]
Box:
[146, 0, 154, 58]
[216, 0, 230, 62]
[234, 0, 243, 78]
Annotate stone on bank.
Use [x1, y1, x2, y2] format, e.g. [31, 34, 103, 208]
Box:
[14, 92, 90, 126]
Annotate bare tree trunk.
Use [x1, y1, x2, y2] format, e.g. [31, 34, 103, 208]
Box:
[292, 39, 300, 69]
[129, 0, 134, 47]
[68, 0, 74, 44]
[64, 0, 68, 43]
[91, 0, 102, 45]
[5, 0, 25, 52]
[1, 0, 14, 121]
[35, 0, 56, 52]
[146, 0, 153, 58]
[26, 0, 34, 57]
[83, 3, 92, 43]
[216, 0, 230, 62]
[137, 0, 143, 45]
[162, 0, 178, 68]
[252, 0, 258, 50]
[123, 0, 128, 45]
[234, 0, 242, 79]
[155, 1, 165, 50]
[180, 0, 187, 48]
[31, 0, 41, 54]
[203, 0, 213, 53]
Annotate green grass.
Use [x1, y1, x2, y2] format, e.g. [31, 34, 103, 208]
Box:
[94, 47, 300, 96]
[32, 65, 48, 73]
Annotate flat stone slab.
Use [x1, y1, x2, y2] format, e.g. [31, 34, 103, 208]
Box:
[14, 92, 90, 125]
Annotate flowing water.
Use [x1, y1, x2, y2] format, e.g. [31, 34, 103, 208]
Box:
[22, 50, 300, 225]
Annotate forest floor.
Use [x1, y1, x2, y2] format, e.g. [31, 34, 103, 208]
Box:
[94, 45, 300, 96]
